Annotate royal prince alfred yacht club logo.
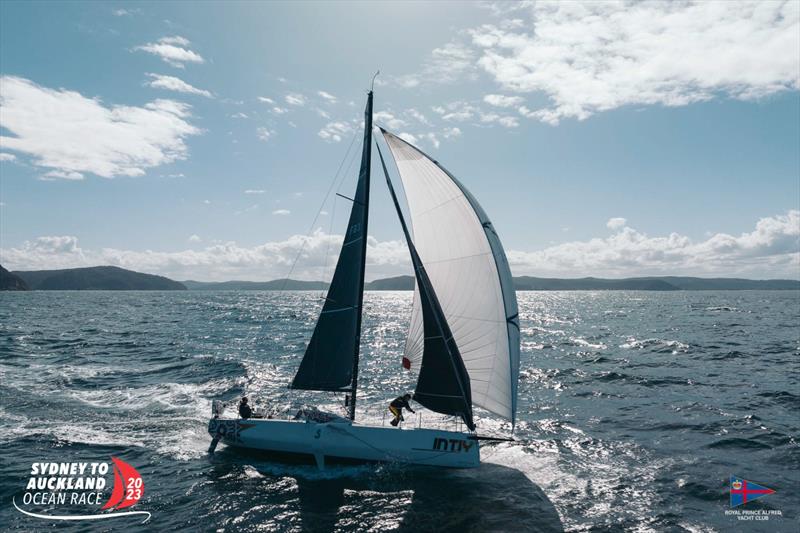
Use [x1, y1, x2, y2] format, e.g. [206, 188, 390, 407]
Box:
[12, 457, 150, 523]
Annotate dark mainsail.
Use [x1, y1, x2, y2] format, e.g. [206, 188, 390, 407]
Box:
[376, 139, 475, 431]
[291, 92, 373, 418]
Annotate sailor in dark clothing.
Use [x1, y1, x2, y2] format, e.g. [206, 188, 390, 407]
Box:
[389, 393, 415, 427]
[238, 397, 253, 419]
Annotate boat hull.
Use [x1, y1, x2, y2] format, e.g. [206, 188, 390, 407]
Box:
[208, 418, 480, 468]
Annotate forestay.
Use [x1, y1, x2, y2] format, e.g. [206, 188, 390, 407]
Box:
[380, 130, 520, 424]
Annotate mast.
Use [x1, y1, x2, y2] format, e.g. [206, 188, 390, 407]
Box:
[348, 89, 373, 420]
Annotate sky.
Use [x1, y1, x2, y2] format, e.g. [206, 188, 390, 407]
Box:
[1, 0, 798, 281]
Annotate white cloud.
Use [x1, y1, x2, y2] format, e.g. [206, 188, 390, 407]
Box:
[5, 212, 797, 281]
[317, 90, 337, 103]
[0, 231, 409, 281]
[315, 108, 331, 119]
[285, 93, 306, 106]
[145, 73, 212, 97]
[271, 106, 288, 115]
[244, 189, 266, 195]
[479, 112, 519, 127]
[374, 111, 407, 130]
[509, 210, 800, 278]
[256, 127, 274, 142]
[470, 1, 800, 124]
[230, 112, 248, 119]
[406, 108, 431, 126]
[258, 96, 275, 104]
[442, 127, 462, 138]
[0, 76, 201, 179]
[607, 217, 627, 230]
[318, 121, 353, 142]
[484, 94, 524, 107]
[272, 209, 291, 216]
[188, 234, 201, 243]
[40, 170, 84, 181]
[135, 36, 204, 68]
[0, 153, 17, 162]
[438, 101, 479, 122]
[113, 8, 136, 16]
[203, 199, 211, 205]
[383, 41, 477, 88]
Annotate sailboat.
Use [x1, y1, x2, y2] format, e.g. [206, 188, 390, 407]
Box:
[208, 85, 519, 469]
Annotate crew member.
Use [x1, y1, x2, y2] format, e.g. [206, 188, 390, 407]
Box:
[238, 396, 253, 419]
[389, 393, 415, 427]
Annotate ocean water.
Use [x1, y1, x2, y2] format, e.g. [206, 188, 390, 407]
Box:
[0, 290, 798, 532]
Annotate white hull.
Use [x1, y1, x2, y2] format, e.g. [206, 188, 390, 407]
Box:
[208, 418, 480, 468]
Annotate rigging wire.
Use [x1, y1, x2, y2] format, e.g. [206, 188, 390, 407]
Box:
[320, 134, 362, 298]
[279, 129, 360, 292]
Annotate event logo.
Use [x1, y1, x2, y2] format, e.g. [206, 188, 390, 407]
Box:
[730, 475, 775, 507]
[12, 457, 150, 523]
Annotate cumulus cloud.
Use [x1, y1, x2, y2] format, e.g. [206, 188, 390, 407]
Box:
[145, 73, 212, 97]
[0, 231, 408, 282]
[4, 212, 797, 281]
[272, 209, 291, 216]
[0, 76, 201, 179]
[0, 153, 17, 162]
[188, 234, 201, 243]
[40, 170, 84, 181]
[244, 189, 266, 195]
[258, 96, 275, 104]
[317, 90, 337, 103]
[509, 210, 800, 278]
[382, 41, 477, 88]
[470, 1, 800, 124]
[607, 217, 627, 230]
[256, 127, 274, 142]
[483, 94, 524, 107]
[374, 111, 407, 130]
[318, 121, 353, 142]
[285, 93, 306, 106]
[134, 36, 204, 68]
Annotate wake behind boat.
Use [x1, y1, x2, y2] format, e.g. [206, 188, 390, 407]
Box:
[208, 81, 519, 469]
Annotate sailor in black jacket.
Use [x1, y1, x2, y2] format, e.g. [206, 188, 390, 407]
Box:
[389, 393, 415, 427]
[238, 397, 253, 419]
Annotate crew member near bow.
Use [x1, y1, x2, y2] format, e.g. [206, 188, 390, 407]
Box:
[389, 393, 415, 427]
[238, 397, 253, 419]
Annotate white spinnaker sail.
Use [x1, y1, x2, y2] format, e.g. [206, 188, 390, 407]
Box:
[381, 130, 520, 423]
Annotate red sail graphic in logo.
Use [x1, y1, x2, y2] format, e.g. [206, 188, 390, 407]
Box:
[100, 457, 144, 511]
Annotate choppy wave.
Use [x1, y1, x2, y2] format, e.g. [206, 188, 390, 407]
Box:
[1, 289, 798, 531]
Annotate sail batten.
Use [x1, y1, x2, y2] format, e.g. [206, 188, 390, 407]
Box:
[380, 129, 520, 425]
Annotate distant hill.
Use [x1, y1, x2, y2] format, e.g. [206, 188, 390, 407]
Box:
[13, 266, 187, 290]
[182, 279, 328, 291]
[513, 276, 680, 291]
[200, 275, 795, 291]
[630, 276, 800, 290]
[365, 276, 415, 290]
[0, 265, 29, 291]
